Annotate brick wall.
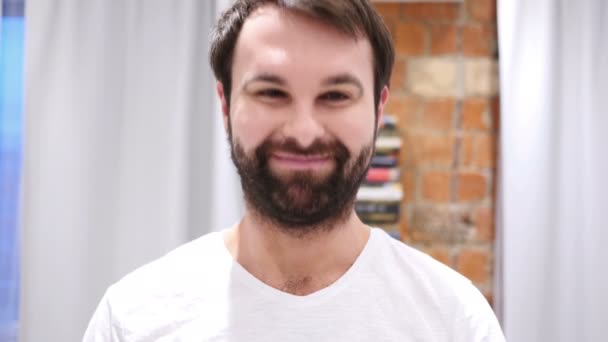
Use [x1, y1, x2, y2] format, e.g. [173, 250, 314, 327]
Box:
[374, 0, 499, 305]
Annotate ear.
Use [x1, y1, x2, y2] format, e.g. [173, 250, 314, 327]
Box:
[216, 81, 230, 134]
[376, 86, 390, 132]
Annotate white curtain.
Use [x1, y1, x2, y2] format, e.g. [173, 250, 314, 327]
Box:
[498, 0, 608, 341]
[19, 1, 241, 341]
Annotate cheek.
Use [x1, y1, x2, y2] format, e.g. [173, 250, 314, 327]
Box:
[326, 109, 376, 153]
[230, 101, 278, 152]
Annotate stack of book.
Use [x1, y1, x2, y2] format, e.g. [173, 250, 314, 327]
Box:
[356, 114, 403, 239]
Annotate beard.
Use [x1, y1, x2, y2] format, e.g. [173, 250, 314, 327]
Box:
[230, 132, 374, 236]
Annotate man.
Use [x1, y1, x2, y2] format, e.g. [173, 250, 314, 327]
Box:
[84, 0, 506, 341]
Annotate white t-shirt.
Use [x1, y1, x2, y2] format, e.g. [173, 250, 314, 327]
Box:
[83, 228, 505, 341]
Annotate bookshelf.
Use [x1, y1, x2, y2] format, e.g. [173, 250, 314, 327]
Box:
[356, 114, 404, 239]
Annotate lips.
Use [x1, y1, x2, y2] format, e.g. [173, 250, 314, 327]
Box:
[271, 152, 332, 169]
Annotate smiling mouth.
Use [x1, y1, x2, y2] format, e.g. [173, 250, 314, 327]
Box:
[271, 152, 332, 170]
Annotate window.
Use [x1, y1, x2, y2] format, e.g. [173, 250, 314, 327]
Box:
[0, 0, 25, 341]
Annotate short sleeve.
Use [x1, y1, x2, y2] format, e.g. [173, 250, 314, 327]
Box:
[82, 288, 120, 342]
[451, 282, 506, 342]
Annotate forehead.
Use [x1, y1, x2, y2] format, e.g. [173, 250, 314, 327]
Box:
[231, 5, 374, 87]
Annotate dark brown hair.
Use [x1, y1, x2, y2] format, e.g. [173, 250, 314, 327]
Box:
[209, 0, 394, 109]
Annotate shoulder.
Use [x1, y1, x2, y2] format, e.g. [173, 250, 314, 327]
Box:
[86, 231, 233, 339]
[105, 231, 231, 319]
[112, 231, 228, 293]
[370, 228, 471, 289]
[369, 228, 505, 341]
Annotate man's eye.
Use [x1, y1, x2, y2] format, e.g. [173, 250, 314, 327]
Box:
[319, 91, 349, 102]
[256, 89, 288, 98]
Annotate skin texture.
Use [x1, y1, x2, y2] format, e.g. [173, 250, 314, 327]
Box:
[217, 5, 390, 296]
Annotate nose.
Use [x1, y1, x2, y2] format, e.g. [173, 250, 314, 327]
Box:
[280, 103, 325, 149]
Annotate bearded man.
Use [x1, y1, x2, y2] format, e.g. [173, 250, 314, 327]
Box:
[84, 1, 506, 341]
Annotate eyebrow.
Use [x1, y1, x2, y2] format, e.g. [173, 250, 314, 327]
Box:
[242, 72, 364, 94]
[242, 73, 287, 90]
[321, 74, 364, 95]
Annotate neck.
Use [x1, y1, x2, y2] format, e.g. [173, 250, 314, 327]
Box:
[224, 210, 370, 295]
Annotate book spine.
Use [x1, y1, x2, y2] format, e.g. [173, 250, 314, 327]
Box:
[357, 113, 404, 236]
[371, 155, 398, 168]
[365, 167, 400, 183]
[357, 183, 403, 202]
[375, 136, 402, 151]
[358, 211, 400, 224]
[355, 201, 400, 214]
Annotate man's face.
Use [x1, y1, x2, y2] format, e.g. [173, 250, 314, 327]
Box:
[219, 5, 388, 233]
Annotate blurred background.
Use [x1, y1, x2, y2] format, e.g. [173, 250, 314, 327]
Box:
[0, 0, 606, 341]
[1, 0, 23, 340]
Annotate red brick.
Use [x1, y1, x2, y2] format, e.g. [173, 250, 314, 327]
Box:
[390, 58, 407, 91]
[420, 99, 454, 131]
[473, 133, 496, 168]
[457, 248, 489, 283]
[377, 0, 498, 296]
[467, 0, 496, 23]
[394, 22, 426, 56]
[462, 24, 494, 56]
[400, 218, 409, 242]
[474, 206, 494, 241]
[484, 292, 494, 308]
[386, 96, 419, 127]
[460, 134, 474, 166]
[430, 24, 458, 55]
[402, 170, 415, 202]
[410, 231, 436, 244]
[403, 3, 460, 21]
[374, 3, 402, 21]
[410, 206, 452, 243]
[427, 247, 451, 266]
[462, 98, 488, 130]
[457, 172, 486, 201]
[406, 133, 454, 167]
[422, 171, 452, 203]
